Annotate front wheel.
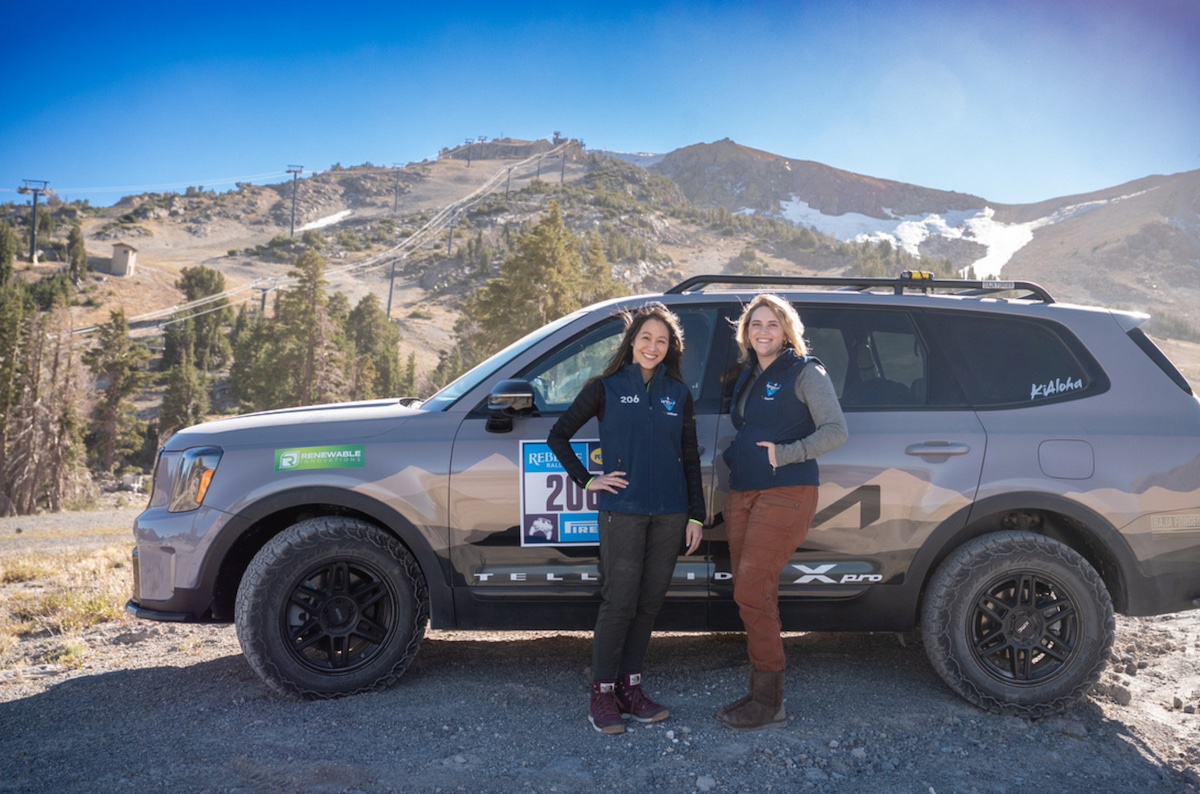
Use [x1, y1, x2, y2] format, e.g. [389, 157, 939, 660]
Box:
[921, 531, 1114, 718]
[235, 517, 429, 699]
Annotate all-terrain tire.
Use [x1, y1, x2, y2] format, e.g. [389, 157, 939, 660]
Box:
[921, 531, 1114, 718]
[235, 517, 429, 699]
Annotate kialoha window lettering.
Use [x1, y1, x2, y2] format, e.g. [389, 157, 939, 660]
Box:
[1030, 376, 1084, 400]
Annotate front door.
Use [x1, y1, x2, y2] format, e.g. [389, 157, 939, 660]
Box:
[447, 305, 730, 630]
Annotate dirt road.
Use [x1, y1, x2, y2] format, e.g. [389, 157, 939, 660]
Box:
[1, 510, 1198, 793]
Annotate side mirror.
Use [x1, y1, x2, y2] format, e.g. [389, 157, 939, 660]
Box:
[487, 380, 536, 433]
[488, 379, 537, 414]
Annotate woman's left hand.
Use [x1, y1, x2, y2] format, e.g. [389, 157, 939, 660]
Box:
[756, 441, 778, 469]
[684, 522, 703, 555]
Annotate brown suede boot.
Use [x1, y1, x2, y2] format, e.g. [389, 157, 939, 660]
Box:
[716, 669, 786, 730]
[715, 671, 753, 720]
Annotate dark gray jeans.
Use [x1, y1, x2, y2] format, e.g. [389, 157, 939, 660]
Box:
[592, 511, 687, 681]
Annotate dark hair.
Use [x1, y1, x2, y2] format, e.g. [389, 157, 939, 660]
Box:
[600, 302, 686, 382]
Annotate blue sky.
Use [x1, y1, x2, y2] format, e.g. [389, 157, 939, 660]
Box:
[2, 0, 1196, 208]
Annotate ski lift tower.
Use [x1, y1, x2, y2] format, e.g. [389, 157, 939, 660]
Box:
[16, 179, 54, 263]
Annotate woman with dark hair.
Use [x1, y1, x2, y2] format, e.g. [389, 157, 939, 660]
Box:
[717, 294, 847, 730]
[547, 302, 705, 735]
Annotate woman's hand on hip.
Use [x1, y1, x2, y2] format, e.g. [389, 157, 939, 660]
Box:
[684, 521, 703, 555]
[587, 471, 628, 494]
[756, 441, 778, 469]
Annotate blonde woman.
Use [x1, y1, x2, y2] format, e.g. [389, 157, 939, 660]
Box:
[718, 294, 847, 730]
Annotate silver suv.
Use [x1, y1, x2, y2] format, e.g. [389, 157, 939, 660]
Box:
[127, 273, 1200, 717]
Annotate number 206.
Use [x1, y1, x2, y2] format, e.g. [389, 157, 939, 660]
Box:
[545, 474, 600, 512]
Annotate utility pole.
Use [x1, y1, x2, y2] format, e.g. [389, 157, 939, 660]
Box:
[392, 163, 402, 215]
[385, 257, 397, 318]
[16, 179, 53, 264]
[287, 165, 304, 237]
[447, 213, 456, 254]
[464, 138, 472, 168]
[257, 279, 279, 315]
[560, 151, 566, 183]
[505, 165, 513, 197]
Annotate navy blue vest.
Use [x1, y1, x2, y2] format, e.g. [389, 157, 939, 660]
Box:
[723, 350, 819, 490]
[597, 363, 690, 515]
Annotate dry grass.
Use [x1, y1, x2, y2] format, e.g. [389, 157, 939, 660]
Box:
[0, 544, 131, 671]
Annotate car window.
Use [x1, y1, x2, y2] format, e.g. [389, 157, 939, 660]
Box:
[799, 308, 931, 408]
[423, 307, 592, 411]
[520, 307, 725, 414]
[922, 312, 1105, 407]
[523, 320, 624, 411]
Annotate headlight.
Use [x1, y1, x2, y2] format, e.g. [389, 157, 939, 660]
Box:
[148, 446, 223, 513]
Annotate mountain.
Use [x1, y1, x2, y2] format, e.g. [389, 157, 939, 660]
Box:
[1002, 172, 1200, 322]
[653, 138, 987, 219]
[650, 139, 1200, 330]
[40, 135, 1200, 381]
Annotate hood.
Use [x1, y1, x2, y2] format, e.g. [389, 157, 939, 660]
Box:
[163, 398, 423, 450]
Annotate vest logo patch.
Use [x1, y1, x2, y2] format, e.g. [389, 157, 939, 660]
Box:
[660, 396, 676, 413]
[764, 381, 782, 400]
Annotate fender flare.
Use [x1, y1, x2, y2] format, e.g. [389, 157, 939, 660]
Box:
[909, 490, 1135, 614]
[203, 486, 455, 626]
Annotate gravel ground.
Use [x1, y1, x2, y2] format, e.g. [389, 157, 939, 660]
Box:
[1, 510, 1199, 793]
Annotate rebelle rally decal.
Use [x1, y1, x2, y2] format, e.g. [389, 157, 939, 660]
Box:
[520, 440, 602, 546]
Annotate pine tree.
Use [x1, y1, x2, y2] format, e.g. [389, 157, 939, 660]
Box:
[402, 351, 417, 397]
[0, 282, 30, 512]
[159, 344, 210, 440]
[1, 295, 88, 514]
[169, 266, 233, 372]
[460, 201, 584, 361]
[346, 293, 402, 397]
[272, 248, 348, 406]
[230, 311, 291, 411]
[581, 229, 621, 304]
[83, 310, 152, 473]
[67, 223, 87, 283]
[1, 223, 20, 286]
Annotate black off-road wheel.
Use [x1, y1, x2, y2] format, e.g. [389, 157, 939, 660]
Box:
[235, 517, 429, 699]
[921, 531, 1114, 718]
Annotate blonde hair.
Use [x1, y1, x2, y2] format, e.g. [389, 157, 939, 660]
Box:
[734, 293, 808, 365]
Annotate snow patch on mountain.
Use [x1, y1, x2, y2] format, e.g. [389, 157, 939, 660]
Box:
[777, 190, 1151, 277]
[298, 209, 352, 232]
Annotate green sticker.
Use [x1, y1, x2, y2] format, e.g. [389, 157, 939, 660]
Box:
[275, 445, 365, 471]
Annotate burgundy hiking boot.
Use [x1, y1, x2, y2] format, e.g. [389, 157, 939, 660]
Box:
[616, 672, 669, 723]
[589, 681, 626, 734]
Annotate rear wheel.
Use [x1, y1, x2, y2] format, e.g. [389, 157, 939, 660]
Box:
[921, 531, 1113, 717]
[235, 517, 429, 699]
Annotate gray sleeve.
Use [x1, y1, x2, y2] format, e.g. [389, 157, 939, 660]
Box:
[774, 364, 849, 466]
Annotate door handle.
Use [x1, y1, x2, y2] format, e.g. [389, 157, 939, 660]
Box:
[905, 441, 971, 459]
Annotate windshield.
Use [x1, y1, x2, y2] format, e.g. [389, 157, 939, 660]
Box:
[420, 309, 591, 411]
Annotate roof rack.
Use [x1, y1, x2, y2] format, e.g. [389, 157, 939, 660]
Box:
[665, 271, 1055, 304]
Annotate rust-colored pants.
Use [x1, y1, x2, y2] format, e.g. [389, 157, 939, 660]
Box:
[725, 485, 820, 672]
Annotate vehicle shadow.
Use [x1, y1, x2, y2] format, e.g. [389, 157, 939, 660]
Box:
[0, 631, 1189, 793]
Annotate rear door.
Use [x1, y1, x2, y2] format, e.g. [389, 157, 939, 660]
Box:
[708, 305, 987, 630]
